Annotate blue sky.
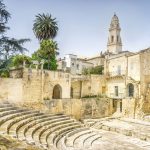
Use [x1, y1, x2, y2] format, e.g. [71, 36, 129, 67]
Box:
[4, 0, 150, 58]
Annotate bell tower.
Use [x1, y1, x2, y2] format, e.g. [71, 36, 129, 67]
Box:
[107, 13, 122, 54]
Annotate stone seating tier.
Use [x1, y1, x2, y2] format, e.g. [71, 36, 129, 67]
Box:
[0, 103, 150, 150]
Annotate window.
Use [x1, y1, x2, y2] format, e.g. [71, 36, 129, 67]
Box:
[115, 86, 118, 96]
[117, 65, 121, 75]
[128, 83, 134, 97]
[111, 36, 114, 42]
[117, 36, 119, 42]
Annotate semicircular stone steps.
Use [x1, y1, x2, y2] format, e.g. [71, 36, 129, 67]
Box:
[0, 109, 37, 133]
[9, 112, 45, 138]
[37, 118, 72, 139]
[0, 103, 84, 149]
[7, 111, 41, 134]
[40, 121, 79, 146]
[16, 114, 67, 141]
[0, 104, 120, 150]
[24, 115, 70, 144]
[0, 103, 149, 150]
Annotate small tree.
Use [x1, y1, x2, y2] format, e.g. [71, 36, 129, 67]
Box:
[11, 55, 32, 68]
[33, 39, 58, 70]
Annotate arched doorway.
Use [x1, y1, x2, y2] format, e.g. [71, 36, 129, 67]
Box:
[52, 84, 62, 99]
[127, 83, 134, 97]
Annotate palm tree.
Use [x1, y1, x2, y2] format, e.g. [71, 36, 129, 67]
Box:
[33, 13, 58, 41]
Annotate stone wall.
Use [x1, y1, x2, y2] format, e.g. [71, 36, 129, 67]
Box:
[107, 78, 125, 98]
[44, 98, 113, 120]
[128, 54, 140, 81]
[107, 55, 127, 75]
[86, 57, 104, 67]
[0, 78, 23, 103]
[81, 75, 106, 97]
[71, 75, 106, 98]
[122, 98, 137, 118]
[22, 69, 71, 102]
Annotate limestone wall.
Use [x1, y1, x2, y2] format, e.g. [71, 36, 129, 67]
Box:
[44, 98, 113, 120]
[86, 57, 104, 67]
[140, 50, 150, 94]
[81, 75, 106, 97]
[71, 81, 81, 98]
[0, 78, 23, 103]
[22, 69, 71, 102]
[71, 75, 106, 98]
[107, 78, 125, 98]
[138, 50, 150, 114]
[22, 69, 42, 102]
[107, 55, 127, 75]
[128, 54, 140, 81]
[122, 98, 137, 118]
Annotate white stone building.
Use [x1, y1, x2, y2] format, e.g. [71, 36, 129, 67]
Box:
[57, 54, 104, 74]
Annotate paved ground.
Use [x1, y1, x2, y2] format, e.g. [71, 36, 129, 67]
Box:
[91, 129, 150, 150]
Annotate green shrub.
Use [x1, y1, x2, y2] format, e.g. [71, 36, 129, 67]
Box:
[12, 55, 32, 68]
[0, 69, 9, 77]
[82, 66, 104, 75]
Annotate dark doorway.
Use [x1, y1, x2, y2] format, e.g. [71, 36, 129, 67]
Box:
[120, 101, 122, 112]
[52, 84, 62, 99]
[70, 87, 73, 98]
[128, 83, 134, 97]
[115, 86, 118, 96]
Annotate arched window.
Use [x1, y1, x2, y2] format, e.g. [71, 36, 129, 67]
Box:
[52, 84, 62, 99]
[127, 83, 134, 97]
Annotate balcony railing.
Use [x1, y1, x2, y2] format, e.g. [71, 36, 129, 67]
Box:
[106, 70, 126, 77]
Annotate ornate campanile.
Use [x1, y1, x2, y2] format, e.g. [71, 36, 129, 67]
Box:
[107, 14, 122, 54]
